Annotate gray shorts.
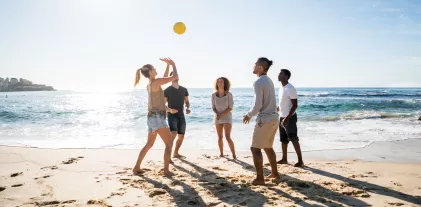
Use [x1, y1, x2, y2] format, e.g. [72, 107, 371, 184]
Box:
[147, 112, 168, 133]
[279, 113, 299, 144]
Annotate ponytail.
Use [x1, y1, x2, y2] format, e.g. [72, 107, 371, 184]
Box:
[134, 69, 141, 87]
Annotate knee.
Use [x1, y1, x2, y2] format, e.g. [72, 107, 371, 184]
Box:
[250, 147, 261, 154]
[144, 142, 154, 150]
[218, 136, 224, 141]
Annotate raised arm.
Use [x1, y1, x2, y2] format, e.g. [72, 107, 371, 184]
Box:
[163, 63, 170, 77]
[152, 58, 178, 86]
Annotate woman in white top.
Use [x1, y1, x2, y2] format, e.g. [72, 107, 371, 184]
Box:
[211, 77, 237, 159]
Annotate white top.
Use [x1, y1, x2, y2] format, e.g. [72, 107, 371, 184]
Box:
[279, 83, 298, 117]
[211, 92, 233, 124]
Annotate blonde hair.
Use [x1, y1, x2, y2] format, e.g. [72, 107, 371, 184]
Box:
[134, 64, 153, 87]
[134, 69, 141, 87]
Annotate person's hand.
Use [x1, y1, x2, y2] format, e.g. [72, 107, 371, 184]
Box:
[281, 117, 290, 128]
[159, 57, 174, 65]
[186, 108, 191, 114]
[159, 57, 174, 66]
[169, 108, 178, 114]
[277, 106, 280, 112]
[216, 114, 220, 120]
[243, 115, 251, 124]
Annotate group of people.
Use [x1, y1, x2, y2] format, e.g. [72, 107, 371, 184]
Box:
[132, 57, 304, 185]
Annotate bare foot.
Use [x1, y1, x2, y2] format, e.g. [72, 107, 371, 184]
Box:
[232, 154, 237, 160]
[294, 162, 304, 167]
[173, 154, 186, 159]
[219, 154, 224, 157]
[159, 169, 174, 177]
[266, 173, 280, 179]
[132, 168, 149, 175]
[277, 159, 288, 164]
[251, 179, 266, 185]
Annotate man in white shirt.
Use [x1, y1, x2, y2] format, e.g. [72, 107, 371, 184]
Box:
[277, 69, 304, 167]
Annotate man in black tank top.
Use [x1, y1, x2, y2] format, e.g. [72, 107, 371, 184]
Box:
[164, 72, 190, 158]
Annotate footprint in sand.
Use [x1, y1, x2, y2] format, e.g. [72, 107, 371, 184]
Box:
[87, 200, 111, 207]
[10, 172, 23, 177]
[211, 166, 227, 171]
[148, 188, 167, 197]
[62, 157, 83, 164]
[392, 181, 403, 187]
[387, 202, 405, 206]
[107, 190, 126, 198]
[41, 166, 58, 170]
[34, 175, 51, 180]
[11, 183, 24, 187]
[202, 154, 211, 159]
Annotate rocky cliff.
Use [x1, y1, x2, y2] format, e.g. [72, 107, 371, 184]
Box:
[0, 77, 55, 92]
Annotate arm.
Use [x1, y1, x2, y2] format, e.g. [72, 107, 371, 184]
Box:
[285, 87, 298, 119]
[286, 99, 298, 118]
[246, 83, 263, 118]
[153, 58, 178, 86]
[211, 94, 218, 114]
[164, 91, 177, 114]
[163, 63, 170, 77]
[219, 92, 233, 117]
[184, 96, 190, 109]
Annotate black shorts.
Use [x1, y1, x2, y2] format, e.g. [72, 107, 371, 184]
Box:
[167, 113, 186, 135]
[279, 113, 299, 144]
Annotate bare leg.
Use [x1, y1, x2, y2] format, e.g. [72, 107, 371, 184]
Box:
[277, 143, 289, 164]
[215, 124, 224, 157]
[223, 124, 237, 159]
[264, 148, 280, 179]
[251, 147, 265, 185]
[170, 131, 177, 161]
[156, 128, 174, 176]
[173, 134, 185, 158]
[133, 132, 157, 174]
[291, 140, 304, 167]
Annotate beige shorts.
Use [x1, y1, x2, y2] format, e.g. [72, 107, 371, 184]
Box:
[251, 119, 279, 149]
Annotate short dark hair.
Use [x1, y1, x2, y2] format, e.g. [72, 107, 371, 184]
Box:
[256, 57, 273, 72]
[214, 77, 231, 92]
[280, 69, 291, 79]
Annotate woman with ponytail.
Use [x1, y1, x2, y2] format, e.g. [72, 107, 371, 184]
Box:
[132, 57, 179, 177]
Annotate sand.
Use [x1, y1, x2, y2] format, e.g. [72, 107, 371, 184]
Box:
[1, 142, 421, 207]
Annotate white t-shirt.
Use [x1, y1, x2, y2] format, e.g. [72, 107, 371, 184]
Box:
[279, 83, 298, 117]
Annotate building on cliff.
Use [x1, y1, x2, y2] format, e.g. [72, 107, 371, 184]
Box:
[0, 77, 55, 92]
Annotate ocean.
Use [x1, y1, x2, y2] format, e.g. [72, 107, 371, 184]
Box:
[1, 88, 420, 152]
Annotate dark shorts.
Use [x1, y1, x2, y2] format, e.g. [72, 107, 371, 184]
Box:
[167, 113, 186, 135]
[279, 113, 299, 144]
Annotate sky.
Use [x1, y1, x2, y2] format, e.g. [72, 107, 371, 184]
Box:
[0, 0, 421, 91]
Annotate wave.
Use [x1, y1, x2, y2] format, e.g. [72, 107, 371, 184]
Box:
[312, 111, 416, 121]
[298, 92, 421, 98]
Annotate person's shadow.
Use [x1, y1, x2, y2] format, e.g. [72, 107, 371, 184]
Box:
[230, 158, 370, 206]
[136, 174, 206, 206]
[305, 166, 421, 205]
[175, 158, 270, 207]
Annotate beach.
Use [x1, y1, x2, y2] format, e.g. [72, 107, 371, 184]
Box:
[1, 139, 421, 207]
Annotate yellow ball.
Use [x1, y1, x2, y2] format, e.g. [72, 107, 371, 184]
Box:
[173, 22, 186, 35]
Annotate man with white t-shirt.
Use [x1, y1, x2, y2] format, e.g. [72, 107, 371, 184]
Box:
[277, 69, 304, 167]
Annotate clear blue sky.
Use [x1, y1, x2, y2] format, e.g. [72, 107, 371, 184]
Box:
[1, 0, 420, 91]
